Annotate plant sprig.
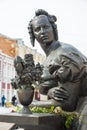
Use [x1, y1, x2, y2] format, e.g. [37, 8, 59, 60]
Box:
[30, 106, 79, 129]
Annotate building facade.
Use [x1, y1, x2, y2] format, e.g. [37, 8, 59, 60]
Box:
[0, 50, 16, 102]
[0, 34, 45, 64]
[0, 34, 46, 102]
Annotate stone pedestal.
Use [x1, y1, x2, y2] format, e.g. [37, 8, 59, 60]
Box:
[0, 112, 66, 130]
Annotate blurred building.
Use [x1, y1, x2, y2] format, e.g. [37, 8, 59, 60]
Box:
[0, 50, 15, 102]
[0, 34, 18, 58]
[0, 34, 46, 102]
[0, 34, 45, 64]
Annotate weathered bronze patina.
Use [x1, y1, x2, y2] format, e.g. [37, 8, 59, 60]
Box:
[28, 9, 87, 130]
[11, 54, 42, 114]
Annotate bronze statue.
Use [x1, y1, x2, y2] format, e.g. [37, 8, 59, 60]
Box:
[11, 54, 42, 114]
[28, 9, 87, 129]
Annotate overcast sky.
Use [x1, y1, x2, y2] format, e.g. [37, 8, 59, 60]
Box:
[0, 0, 87, 56]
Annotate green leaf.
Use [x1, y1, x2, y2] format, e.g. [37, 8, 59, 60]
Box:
[65, 115, 73, 129]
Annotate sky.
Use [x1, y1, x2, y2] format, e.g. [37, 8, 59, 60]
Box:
[0, 0, 87, 56]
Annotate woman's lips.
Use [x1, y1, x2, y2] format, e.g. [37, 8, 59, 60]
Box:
[40, 35, 48, 42]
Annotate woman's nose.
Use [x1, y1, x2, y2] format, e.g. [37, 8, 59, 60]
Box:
[40, 27, 45, 33]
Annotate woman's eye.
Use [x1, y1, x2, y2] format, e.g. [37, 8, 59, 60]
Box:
[35, 27, 40, 32]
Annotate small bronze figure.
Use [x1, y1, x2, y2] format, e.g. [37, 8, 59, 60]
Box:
[28, 9, 87, 129]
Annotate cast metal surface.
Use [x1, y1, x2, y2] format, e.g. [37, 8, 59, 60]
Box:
[27, 9, 87, 130]
[11, 54, 42, 114]
[8, 9, 87, 130]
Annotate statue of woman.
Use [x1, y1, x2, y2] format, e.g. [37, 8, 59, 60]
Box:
[28, 9, 87, 129]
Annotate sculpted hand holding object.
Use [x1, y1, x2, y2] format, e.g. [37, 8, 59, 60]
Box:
[28, 9, 87, 129]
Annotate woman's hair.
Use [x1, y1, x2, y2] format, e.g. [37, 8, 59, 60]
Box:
[28, 9, 58, 47]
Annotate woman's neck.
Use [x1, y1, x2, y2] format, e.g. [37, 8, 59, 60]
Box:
[41, 41, 60, 56]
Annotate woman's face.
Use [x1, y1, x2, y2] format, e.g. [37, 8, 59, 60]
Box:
[32, 15, 55, 45]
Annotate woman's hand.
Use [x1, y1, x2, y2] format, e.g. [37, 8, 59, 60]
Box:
[47, 87, 69, 102]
